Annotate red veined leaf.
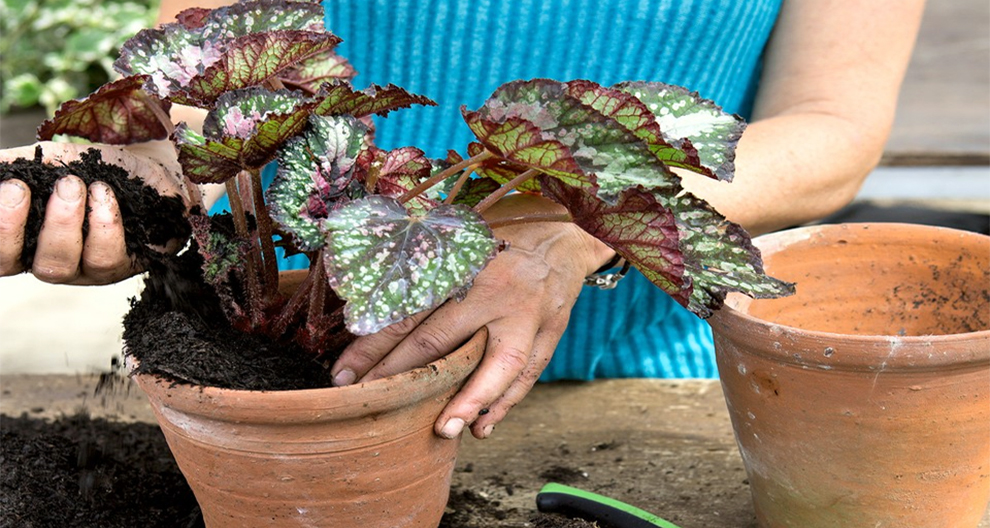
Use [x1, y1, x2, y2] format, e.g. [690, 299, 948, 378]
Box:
[37, 76, 171, 144]
[313, 81, 437, 119]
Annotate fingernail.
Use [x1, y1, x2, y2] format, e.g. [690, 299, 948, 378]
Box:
[333, 368, 356, 387]
[439, 418, 465, 439]
[89, 182, 115, 222]
[482, 424, 495, 438]
[0, 181, 26, 208]
[56, 177, 84, 202]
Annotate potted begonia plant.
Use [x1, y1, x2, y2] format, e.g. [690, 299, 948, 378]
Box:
[1, 0, 794, 525]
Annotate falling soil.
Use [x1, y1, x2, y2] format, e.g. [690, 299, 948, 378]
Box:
[0, 413, 595, 528]
[0, 147, 189, 271]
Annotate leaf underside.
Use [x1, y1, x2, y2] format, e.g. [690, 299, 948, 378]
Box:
[37, 76, 172, 144]
[322, 196, 499, 335]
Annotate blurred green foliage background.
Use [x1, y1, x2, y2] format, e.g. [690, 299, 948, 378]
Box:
[1, 0, 158, 115]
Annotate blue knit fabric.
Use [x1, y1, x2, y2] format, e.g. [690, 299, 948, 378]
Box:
[212, 0, 782, 380]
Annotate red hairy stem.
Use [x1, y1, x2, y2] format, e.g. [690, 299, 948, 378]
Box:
[398, 150, 494, 204]
[271, 259, 320, 337]
[226, 174, 264, 327]
[486, 211, 574, 230]
[442, 166, 477, 205]
[250, 168, 280, 298]
[473, 168, 540, 214]
[307, 260, 327, 327]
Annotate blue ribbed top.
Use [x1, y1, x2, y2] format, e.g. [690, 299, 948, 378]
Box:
[215, 0, 783, 380]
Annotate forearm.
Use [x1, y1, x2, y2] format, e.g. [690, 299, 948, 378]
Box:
[684, 0, 926, 237]
[681, 111, 884, 236]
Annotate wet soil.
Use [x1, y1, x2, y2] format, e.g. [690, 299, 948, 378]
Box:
[0, 413, 595, 528]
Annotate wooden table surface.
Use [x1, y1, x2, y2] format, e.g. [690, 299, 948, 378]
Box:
[2, 374, 987, 528]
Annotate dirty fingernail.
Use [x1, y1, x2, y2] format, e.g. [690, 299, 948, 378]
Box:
[333, 368, 356, 387]
[482, 424, 495, 438]
[56, 177, 84, 202]
[0, 180, 26, 208]
[439, 418, 465, 439]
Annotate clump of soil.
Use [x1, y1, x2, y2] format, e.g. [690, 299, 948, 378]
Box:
[1, 413, 593, 527]
[0, 146, 189, 270]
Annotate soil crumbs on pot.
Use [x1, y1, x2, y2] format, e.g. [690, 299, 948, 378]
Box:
[1, 413, 594, 527]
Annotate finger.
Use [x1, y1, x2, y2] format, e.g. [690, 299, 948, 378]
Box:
[434, 319, 539, 440]
[0, 179, 30, 275]
[331, 308, 433, 386]
[80, 182, 132, 284]
[469, 327, 562, 439]
[357, 305, 479, 383]
[32, 175, 86, 283]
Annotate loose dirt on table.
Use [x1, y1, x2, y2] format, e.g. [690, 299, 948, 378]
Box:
[1, 413, 596, 527]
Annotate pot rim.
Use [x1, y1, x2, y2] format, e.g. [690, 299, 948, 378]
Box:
[127, 328, 487, 423]
[710, 223, 990, 372]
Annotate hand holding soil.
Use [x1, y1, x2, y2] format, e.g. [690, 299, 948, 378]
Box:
[0, 141, 193, 285]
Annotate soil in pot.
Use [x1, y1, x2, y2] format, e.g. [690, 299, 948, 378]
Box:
[0, 412, 596, 528]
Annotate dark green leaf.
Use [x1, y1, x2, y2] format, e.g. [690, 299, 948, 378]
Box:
[322, 196, 500, 335]
[279, 50, 356, 94]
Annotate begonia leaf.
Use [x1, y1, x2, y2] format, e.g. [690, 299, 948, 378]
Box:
[465, 80, 684, 201]
[266, 115, 370, 251]
[466, 141, 541, 193]
[540, 177, 687, 305]
[657, 190, 794, 316]
[173, 124, 245, 183]
[175, 88, 312, 183]
[313, 82, 437, 119]
[37, 76, 171, 144]
[369, 146, 437, 215]
[279, 51, 356, 94]
[115, 0, 336, 105]
[565, 80, 706, 178]
[615, 81, 745, 182]
[322, 196, 499, 335]
[450, 178, 502, 208]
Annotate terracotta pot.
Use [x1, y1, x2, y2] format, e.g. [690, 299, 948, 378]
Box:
[129, 271, 486, 527]
[708, 223, 990, 528]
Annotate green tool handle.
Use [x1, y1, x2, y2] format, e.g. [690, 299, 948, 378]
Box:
[536, 483, 682, 528]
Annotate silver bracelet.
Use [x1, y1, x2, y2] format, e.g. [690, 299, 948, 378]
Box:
[583, 256, 631, 290]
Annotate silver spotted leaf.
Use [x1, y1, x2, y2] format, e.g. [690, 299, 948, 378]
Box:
[266, 114, 370, 251]
[614, 81, 745, 182]
[657, 191, 794, 316]
[322, 196, 500, 335]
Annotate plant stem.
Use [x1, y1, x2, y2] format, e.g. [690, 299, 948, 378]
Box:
[137, 90, 175, 137]
[442, 166, 476, 205]
[227, 174, 264, 327]
[265, 77, 287, 91]
[398, 151, 494, 204]
[250, 169, 280, 298]
[487, 211, 573, 230]
[473, 168, 539, 214]
[272, 260, 318, 337]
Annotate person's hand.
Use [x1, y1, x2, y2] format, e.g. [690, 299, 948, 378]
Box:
[0, 141, 193, 285]
[330, 194, 614, 440]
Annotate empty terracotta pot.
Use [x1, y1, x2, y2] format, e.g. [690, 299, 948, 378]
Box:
[708, 223, 990, 528]
[131, 326, 485, 527]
